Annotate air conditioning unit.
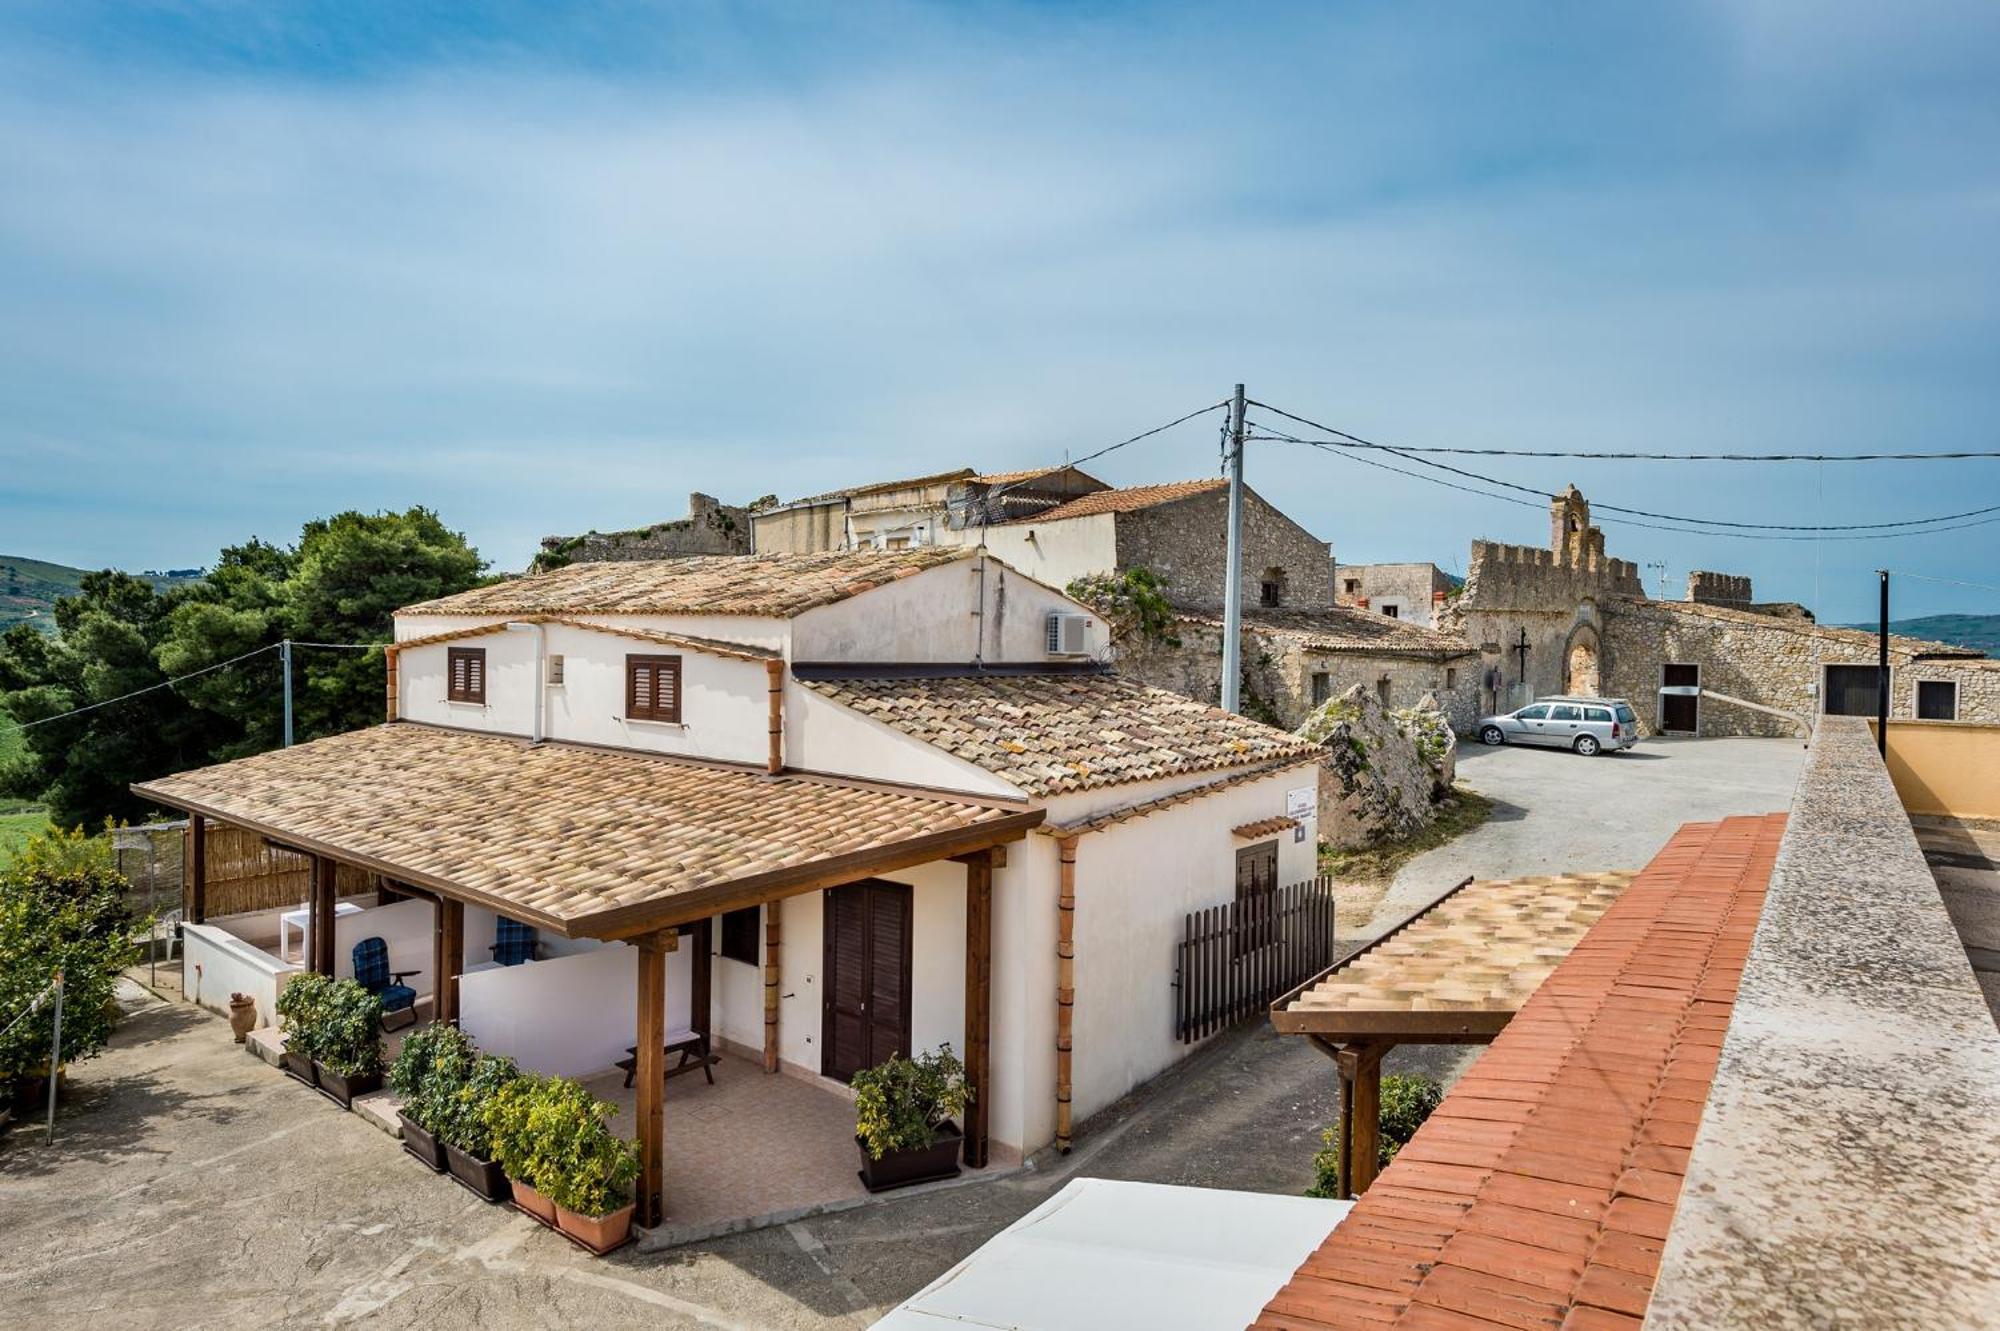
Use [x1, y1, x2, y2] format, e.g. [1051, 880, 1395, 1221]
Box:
[1046, 612, 1093, 657]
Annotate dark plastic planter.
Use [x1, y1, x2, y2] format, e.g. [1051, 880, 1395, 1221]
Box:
[856, 1122, 963, 1193]
[280, 1049, 318, 1088]
[399, 1112, 447, 1172]
[442, 1142, 512, 1203]
[312, 1062, 381, 1110]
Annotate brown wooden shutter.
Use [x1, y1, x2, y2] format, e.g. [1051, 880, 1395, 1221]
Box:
[448, 647, 485, 703]
[626, 654, 682, 722]
[821, 879, 913, 1081]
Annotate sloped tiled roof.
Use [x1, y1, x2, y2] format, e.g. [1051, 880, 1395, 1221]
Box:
[1000, 478, 1227, 525]
[1252, 813, 1784, 1331]
[1273, 871, 1635, 1037]
[1181, 606, 1479, 659]
[135, 724, 1037, 938]
[803, 671, 1321, 797]
[778, 468, 977, 509]
[392, 614, 780, 663]
[973, 465, 1098, 485]
[401, 548, 972, 619]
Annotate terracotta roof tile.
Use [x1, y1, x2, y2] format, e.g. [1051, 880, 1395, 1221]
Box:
[1249, 812, 1786, 1331]
[134, 723, 1037, 937]
[390, 614, 780, 663]
[999, 477, 1227, 524]
[401, 548, 972, 618]
[804, 671, 1321, 796]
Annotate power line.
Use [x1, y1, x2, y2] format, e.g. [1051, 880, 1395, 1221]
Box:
[1882, 570, 2000, 596]
[1248, 421, 2000, 542]
[0, 638, 384, 735]
[1245, 401, 2000, 462]
[974, 398, 1232, 525]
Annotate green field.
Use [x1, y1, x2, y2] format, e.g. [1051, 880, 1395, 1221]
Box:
[0, 806, 49, 863]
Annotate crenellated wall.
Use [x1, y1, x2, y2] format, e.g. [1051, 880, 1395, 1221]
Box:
[1687, 571, 1753, 606]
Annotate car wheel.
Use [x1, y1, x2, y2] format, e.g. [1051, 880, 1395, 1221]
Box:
[1573, 734, 1601, 757]
[1480, 725, 1506, 746]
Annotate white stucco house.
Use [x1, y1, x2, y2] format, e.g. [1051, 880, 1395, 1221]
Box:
[137, 547, 1327, 1229]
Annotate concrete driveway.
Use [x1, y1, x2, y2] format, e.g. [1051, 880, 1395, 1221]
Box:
[0, 736, 1808, 1330]
[1369, 734, 1807, 932]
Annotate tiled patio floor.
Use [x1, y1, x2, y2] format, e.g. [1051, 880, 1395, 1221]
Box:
[580, 1051, 870, 1232]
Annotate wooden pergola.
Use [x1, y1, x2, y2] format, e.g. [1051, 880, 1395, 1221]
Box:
[1269, 870, 1634, 1198]
[140, 723, 1043, 1228]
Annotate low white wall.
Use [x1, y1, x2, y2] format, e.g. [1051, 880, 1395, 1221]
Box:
[331, 898, 437, 997]
[184, 923, 300, 1028]
[459, 940, 692, 1079]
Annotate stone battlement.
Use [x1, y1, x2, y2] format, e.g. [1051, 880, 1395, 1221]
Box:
[1686, 570, 1753, 606]
[1460, 539, 1643, 612]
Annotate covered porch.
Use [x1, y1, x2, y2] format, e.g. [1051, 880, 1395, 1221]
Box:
[138, 723, 1041, 1231]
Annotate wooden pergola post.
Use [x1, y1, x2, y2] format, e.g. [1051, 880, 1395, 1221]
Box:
[1336, 1040, 1391, 1199]
[961, 848, 994, 1168]
[763, 903, 782, 1073]
[186, 813, 207, 925]
[311, 855, 336, 975]
[634, 930, 676, 1228]
[691, 917, 712, 1049]
[433, 897, 464, 1025]
[1055, 834, 1078, 1153]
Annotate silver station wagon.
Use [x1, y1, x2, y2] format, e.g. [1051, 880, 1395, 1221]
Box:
[1476, 696, 1641, 756]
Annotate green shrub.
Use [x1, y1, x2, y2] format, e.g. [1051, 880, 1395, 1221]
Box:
[436, 1052, 517, 1157]
[314, 978, 384, 1078]
[1306, 1073, 1445, 1198]
[387, 1023, 479, 1133]
[852, 1043, 971, 1161]
[274, 971, 335, 1064]
[479, 1073, 636, 1216]
[0, 829, 141, 1100]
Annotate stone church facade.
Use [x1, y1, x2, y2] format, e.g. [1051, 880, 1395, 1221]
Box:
[1440, 486, 1999, 735]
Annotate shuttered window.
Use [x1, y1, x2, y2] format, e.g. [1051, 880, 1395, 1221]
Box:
[447, 647, 486, 703]
[626, 654, 682, 723]
[719, 906, 760, 966]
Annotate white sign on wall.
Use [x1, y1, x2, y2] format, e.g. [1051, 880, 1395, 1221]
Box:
[1285, 786, 1315, 820]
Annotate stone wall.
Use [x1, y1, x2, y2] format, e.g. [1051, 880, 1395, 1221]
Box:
[1334, 562, 1453, 627]
[1113, 616, 1483, 734]
[1686, 571, 1753, 606]
[540, 493, 753, 567]
[1601, 599, 2000, 736]
[1114, 487, 1334, 612]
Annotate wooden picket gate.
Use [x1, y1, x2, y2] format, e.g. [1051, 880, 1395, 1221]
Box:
[1174, 875, 1338, 1043]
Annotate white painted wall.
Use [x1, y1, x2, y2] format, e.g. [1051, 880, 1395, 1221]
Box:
[786, 685, 1026, 797]
[791, 556, 1105, 664]
[459, 939, 694, 1079]
[394, 611, 788, 654]
[183, 923, 300, 1028]
[330, 898, 437, 995]
[1066, 764, 1319, 1127]
[948, 514, 1118, 599]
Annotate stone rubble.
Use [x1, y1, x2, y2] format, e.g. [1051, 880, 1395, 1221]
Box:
[1299, 684, 1456, 849]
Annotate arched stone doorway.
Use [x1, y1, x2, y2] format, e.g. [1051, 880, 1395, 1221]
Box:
[1566, 637, 1601, 696]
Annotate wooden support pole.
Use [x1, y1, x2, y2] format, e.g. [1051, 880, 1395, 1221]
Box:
[1341, 1040, 1391, 1199]
[187, 813, 207, 925]
[635, 934, 667, 1228]
[765, 658, 784, 775]
[962, 848, 994, 1169]
[691, 918, 713, 1047]
[311, 856, 336, 975]
[1055, 834, 1078, 1153]
[434, 897, 464, 1025]
[763, 903, 782, 1073]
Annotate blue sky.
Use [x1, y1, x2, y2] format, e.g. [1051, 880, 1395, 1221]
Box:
[3, 2, 1997, 623]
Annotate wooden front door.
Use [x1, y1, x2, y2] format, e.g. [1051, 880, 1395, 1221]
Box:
[822, 879, 913, 1082]
[1661, 663, 1699, 733]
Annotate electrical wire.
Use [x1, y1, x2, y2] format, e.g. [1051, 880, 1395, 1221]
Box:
[1246, 400, 2000, 462]
[973, 398, 1232, 529]
[1248, 423, 2000, 542]
[1882, 571, 2000, 596]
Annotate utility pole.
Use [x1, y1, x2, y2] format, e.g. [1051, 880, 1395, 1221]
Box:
[1220, 384, 1248, 714]
[1877, 570, 1890, 757]
[280, 638, 294, 748]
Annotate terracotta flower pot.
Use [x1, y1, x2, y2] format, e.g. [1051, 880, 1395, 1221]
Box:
[227, 994, 258, 1044]
[510, 1178, 557, 1224]
[554, 1202, 635, 1255]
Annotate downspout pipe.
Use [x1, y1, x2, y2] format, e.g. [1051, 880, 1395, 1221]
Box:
[1055, 833, 1079, 1152]
[504, 621, 545, 743]
[765, 659, 784, 774]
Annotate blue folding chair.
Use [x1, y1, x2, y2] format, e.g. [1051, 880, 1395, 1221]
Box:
[491, 917, 539, 967]
[352, 936, 419, 1029]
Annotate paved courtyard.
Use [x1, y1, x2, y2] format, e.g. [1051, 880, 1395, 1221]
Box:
[0, 735, 1808, 1329]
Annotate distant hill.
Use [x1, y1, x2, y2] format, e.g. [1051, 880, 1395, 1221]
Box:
[1836, 613, 2000, 654]
[0, 555, 203, 635]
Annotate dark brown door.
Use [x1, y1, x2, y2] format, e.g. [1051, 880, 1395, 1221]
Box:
[822, 879, 913, 1081]
[1661, 663, 1699, 733]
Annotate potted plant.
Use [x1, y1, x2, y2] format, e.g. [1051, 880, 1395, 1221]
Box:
[483, 1073, 558, 1222]
[387, 1025, 475, 1172]
[310, 978, 385, 1108]
[852, 1044, 971, 1192]
[536, 1077, 640, 1253]
[274, 972, 332, 1088]
[436, 1052, 518, 1203]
